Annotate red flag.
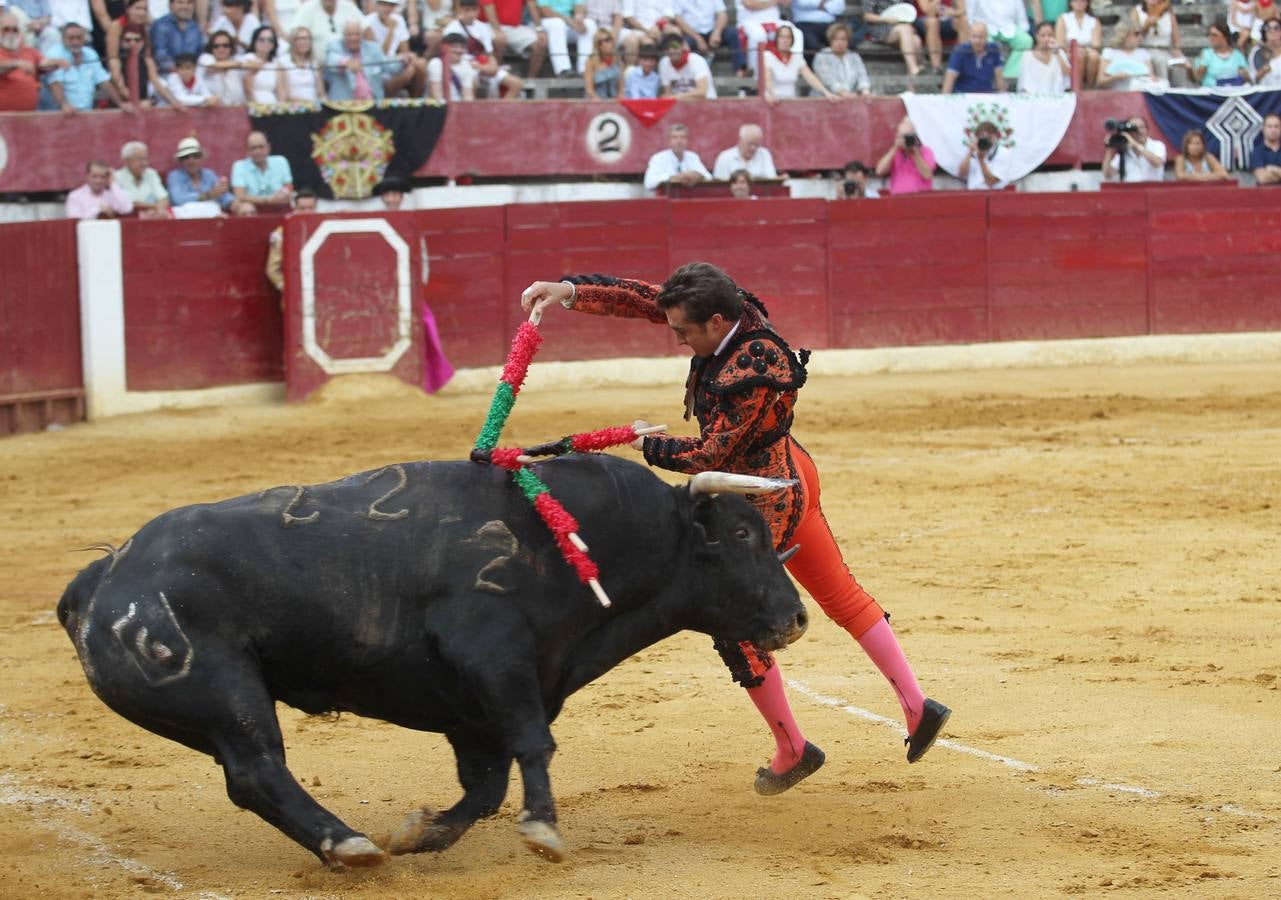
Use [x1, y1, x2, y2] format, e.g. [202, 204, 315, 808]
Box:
[619, 98, 678, 128]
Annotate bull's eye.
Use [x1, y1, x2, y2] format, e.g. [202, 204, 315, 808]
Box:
[733, 527, 751, 541]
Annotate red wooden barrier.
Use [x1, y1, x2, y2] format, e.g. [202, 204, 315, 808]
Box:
[0, 92, 1162, 195]
[0, 219, 83, 435]
[122, 215, 284, 391]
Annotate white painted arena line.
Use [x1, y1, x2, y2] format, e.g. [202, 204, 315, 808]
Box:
[786, 680, 1275, 822]
[0, 767, 230, 898]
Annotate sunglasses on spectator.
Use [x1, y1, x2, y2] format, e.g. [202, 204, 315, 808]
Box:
[212, 41, 233, 48]
[2, 26, 21, 32]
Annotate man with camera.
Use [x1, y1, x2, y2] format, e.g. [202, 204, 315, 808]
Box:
[874, 117, 935, 195]
[957, 121, 1010, 191]
[837, 160, 879, 198]
[1102, 116, 1167, 183]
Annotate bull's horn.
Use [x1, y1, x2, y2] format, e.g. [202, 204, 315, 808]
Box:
[688, 473, 798, 496]
[778, 544, 800, 564]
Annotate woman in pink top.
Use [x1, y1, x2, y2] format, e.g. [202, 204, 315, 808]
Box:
[874, 117, 935, 194]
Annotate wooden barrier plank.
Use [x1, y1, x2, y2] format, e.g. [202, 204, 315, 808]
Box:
[832, 306, 990, 347]
[0, 220, 82, 399]
[992, 304, 1149, 340]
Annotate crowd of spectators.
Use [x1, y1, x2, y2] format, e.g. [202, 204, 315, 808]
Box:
[5, 0, 1281, 112]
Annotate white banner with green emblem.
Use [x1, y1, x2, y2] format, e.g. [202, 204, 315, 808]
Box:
[901, 92, 1078, 182]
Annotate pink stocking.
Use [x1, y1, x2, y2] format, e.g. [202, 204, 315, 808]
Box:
[745, 664, 807, 773]
[855, 617, 927, 734]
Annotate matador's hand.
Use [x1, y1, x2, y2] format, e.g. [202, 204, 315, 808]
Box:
[520, 281, 573, 323]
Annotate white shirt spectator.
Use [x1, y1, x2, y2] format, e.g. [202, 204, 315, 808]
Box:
[790, 0, 844, 24]
[659, 50, 716, 97]
[643, 147, 712, 189]
[420, 0, 455, 30]
[165, 69, 218, 105]
[364, 10, 410, 53]
[279, 54, 321, 99]
[47, 0, 90, 29]
[292, 0, 363, 60]
[674, 0, 723, 35]
[968, 0, 1027, 35]
[1059, 11, 1097, 46]
[198, 52, 249, 103]
[964, 146, 1011, 189]
[762, 49, 801, 97]
[1018, 49, 1069, 92]
[1099, 45, 1152, 91]
[210, 12, 261, 51]
[625, 0, 674, 30]
[426, 53, 475, 99]
[713, 144, 776, 179]
[1109, 137, 1167, 182]
[735, 0, 779, 26]
[444, 16, 495, 55]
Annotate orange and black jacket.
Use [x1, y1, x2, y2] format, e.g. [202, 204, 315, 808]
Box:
[563, 274, 811, 549]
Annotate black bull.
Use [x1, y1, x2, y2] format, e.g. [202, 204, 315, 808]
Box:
[57, 453, 807, 867]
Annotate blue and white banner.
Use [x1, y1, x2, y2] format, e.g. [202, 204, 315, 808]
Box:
[901, 92, 1077, 182]
[1141, 86, 1281, 170]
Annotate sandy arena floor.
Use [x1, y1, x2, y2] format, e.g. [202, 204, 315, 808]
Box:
[1, 361, 1279, 899]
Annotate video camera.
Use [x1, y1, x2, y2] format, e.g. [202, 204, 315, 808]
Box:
[976, 136, 993, 152]
[1105, 118, 1139, 150]
[903, 133, 919, 148]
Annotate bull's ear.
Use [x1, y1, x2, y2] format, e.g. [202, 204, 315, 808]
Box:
[691, 495, 721, 547]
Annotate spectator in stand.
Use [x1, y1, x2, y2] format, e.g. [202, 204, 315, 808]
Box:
[364, 0, 427, 94]
[265, 186, 319, 293]
[729, 167, 753, 198]
[199, 29, 249, 102]
[243, 24, 279, 102]
[408, 0, 455, 58]
[1055, 0, 1099, 88]
[874, 116, 934, 195]
[762, 22, 837, 102]
[1229, 0, 1257, 48]
[326, 19, 409, 98]
[428, 29, 475, 97]
[1130, 0, 1186, 87]
[165, 50, 221, 102]
[1101, 115, 1166, 183]
[735, 0, 782, 77]
[864, 0, 922, 79]
[624, 0, 677, 66]
[445, 0, 524, 99]
[150, 0, 201, 74]
[582, 25, 618, 95]
[375, 175, 409, 208]
[115, 140, 170, 218]
[107, 1, 182, 106]
[673, 0, 735, 69]
[482, 0, 547, 78]
[1028, 0, 1064, 27]
[1250, 112, 1281, 185]
[47, 0, 92, 49]
[658, 30, 713, 97]
[1251, 19, 1281, 87]
[42, 21, 124, 111]
[232, 129, 294, 210]
[713, 122, 776, 179]
[622, 35, 658, 94]
[537, 0, 593, 76]
[958, 120, 1011, 190]
[813, 21, 869, 95]
[66, 159, 133, 219]
[917, 0, 967, 73]
[278, 25, 324, 99]
[1019, 20, 1069, 92]
[1193, 18, 1250, 86]
[642, 120, 711, 190]
[942, 20, 1004, 92]
[1174, 129, 1230, 182]
[967, 0, 1031, 81]
[1097, 22, 1153, 90]
[209, 0, 259, 52]
[790, 0, 841, 54]
[0, 10, 57, 110]
[167, 136, 246, 217]
[838, 159, 878, 198]
[11, 0, 58, 51]
[292, 0, 362, 61]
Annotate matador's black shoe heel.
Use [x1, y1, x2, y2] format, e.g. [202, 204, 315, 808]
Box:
[754, 741, 825, 796]
[905, 698, 951, 763]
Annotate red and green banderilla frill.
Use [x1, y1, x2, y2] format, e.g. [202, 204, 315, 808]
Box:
[470, 321, 664, 608]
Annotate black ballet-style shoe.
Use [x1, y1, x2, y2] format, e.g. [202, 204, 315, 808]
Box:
[905, 698, 951, 763]
[754, 741, 825, 796]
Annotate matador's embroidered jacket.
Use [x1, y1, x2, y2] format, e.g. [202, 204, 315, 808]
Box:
[563, 274, 810, 550]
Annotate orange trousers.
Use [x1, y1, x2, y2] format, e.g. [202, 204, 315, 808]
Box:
[783, 442, 886, 639]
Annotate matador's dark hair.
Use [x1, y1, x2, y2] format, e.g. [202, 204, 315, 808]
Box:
[658, 262, 771, 323]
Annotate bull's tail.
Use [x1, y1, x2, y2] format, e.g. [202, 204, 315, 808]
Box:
[56, 543, 125, 638]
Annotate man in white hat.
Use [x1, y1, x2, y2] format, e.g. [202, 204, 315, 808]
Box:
[165, 136, 246, 218]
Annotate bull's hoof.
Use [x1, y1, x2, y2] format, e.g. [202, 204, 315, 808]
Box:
[322, 835, 386, 869]
[517, 818, 564, 863]
[388, 806, 464, 855]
